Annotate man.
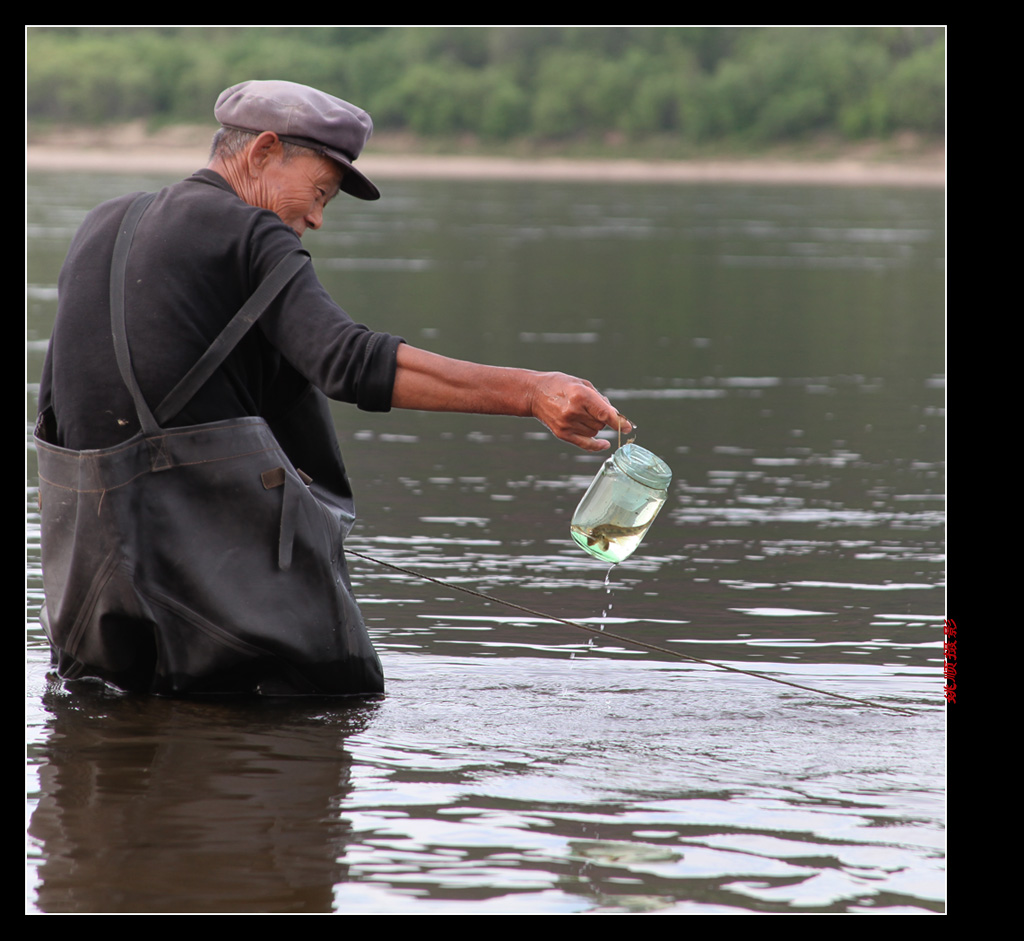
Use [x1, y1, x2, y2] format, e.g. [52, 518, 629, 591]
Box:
[35, 80, 627, 697]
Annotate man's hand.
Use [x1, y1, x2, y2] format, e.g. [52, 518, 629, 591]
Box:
[527, 372, 629, 452]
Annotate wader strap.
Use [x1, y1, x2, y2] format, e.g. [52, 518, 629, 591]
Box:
[261, 465, 310, 571]
[154, 249, 310, 427]
[110, 192, 160, 436]
[109, 192, 312, 435]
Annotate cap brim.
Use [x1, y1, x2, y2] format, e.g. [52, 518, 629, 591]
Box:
[324, 149, 380, 201]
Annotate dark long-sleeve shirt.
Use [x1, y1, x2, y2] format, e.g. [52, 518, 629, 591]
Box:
[39, 169, 403, 451]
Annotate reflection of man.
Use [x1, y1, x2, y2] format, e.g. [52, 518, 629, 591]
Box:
[36, 80, 628, 697]
[29, 690, 368, 913]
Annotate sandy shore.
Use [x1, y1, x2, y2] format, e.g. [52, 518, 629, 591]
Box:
[26, 129, 945, 188]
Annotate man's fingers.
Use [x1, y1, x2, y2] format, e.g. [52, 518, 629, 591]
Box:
[560, 431, 612, 452]
[531, 372, 633, 451]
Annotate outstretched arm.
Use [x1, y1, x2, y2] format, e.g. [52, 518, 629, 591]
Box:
[391, 344, 629, 452]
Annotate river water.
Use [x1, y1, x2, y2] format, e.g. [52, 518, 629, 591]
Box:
[26, 171, 945, 914]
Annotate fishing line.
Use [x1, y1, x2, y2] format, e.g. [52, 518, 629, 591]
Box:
[345, 547, 915, 716]
[616, 412, 637, 450]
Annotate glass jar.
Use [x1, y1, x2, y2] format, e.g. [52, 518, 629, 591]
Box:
[570, 443, 672, 563]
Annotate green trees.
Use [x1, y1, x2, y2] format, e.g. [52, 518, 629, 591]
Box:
[26, 26, 945, 148]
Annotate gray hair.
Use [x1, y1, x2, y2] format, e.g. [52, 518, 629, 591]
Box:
[209, 126, 311, 162]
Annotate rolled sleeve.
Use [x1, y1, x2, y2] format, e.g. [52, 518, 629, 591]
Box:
[355, 333, 405, 412]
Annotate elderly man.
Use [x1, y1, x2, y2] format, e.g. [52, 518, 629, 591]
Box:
[35, 80, 627, 698]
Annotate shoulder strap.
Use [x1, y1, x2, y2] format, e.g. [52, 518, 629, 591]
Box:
[153, 249, 309, 426]
[109, 192, 311, 434]
[110, 192, 159, 435]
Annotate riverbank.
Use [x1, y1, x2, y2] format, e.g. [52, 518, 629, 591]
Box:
[26, 124, 945, 188]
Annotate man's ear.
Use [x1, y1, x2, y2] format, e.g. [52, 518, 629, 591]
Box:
[246, 131, 281, 174]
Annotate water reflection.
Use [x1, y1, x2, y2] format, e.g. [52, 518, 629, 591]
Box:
[29, 682, 380, 913]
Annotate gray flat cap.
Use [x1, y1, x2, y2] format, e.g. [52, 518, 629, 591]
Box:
[215, 79, 380, 200]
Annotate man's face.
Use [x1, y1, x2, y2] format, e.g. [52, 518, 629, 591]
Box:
[255, 149, 345, 237]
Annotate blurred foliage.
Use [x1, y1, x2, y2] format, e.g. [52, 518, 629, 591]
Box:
[26, 26, 945, 147]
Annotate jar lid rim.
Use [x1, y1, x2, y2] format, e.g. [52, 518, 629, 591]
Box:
[613, 443, 672, 487]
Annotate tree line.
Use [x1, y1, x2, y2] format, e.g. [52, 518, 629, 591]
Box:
[26, 27, 945, 150]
